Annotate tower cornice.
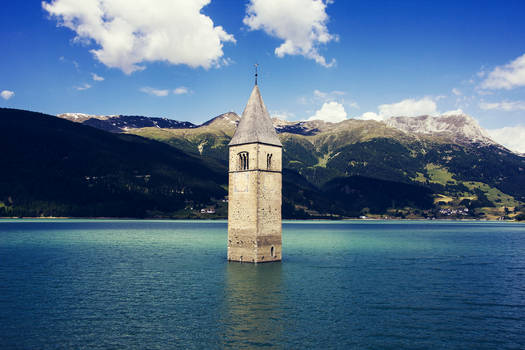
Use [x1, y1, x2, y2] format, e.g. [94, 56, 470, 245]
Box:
[228, 141, 282, 148]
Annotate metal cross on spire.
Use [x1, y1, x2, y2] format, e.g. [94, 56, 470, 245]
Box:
[254, 63, 259, 85]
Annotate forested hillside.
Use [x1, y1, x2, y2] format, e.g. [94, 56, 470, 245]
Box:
[2, 108, 524, 220]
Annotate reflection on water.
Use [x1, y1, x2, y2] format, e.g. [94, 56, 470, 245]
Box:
[221, 262, 284, 347]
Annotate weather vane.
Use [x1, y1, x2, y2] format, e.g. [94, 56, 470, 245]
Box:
[254, 63, 259, 85]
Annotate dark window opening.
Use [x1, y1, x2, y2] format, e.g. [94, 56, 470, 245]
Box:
[270, 246, 275, 257]
[238, 152, 249, 170]
[267, 153, 272, 169]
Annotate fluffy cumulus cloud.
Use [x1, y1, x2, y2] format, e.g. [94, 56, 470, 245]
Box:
[479, 100, 525, 111]
[1, 90, 15, 100]
[480, 53, 525, 90]
[359, 97, 438, 121]
[309, 101, 347, 122]
[42, 0, 235, 74]
[140, 87, 169, 97]
[244, 0, 337, 67]
[487, 125, 525, 153]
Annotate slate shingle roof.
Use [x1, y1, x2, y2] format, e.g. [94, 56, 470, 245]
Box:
[229, 85, 282, 147]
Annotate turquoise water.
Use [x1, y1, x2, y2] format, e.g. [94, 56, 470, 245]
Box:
[1, 220, 524, 349]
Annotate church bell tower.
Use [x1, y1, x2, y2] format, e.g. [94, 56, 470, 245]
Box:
[227, 70, 282, 263]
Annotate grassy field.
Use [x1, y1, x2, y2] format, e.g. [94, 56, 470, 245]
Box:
[464, 181, 521, 207]
[425, 163, 457, 185]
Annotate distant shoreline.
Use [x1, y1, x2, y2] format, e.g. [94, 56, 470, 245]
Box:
[0, 216, 522, 223]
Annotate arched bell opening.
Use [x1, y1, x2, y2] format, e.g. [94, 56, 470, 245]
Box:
[238, 152, 249, 170]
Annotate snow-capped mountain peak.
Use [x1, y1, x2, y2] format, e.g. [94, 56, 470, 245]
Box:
[384, 113, 494, 144]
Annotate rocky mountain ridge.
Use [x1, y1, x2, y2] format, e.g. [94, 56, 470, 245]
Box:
[57, 111, 500, 148]
[58, 112, 196, 132]
[385, 114, 494, 145]
[2, 108, 524, 219]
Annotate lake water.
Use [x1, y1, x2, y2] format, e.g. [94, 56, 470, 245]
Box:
[0, 220, 524, 349]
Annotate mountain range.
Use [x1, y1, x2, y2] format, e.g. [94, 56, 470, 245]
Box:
[1, 107, 523, 219]
[57, 110, 499, 145]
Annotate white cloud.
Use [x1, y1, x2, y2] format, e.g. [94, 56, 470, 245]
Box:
[140, 87, 169, 97]
[308, 101, 347, 122]
[359, 111, 382, 121]
[91, 73, 104, 81]
[359, 97, 438, 121]
[1, 90, 15, 100]
[74, 83, 91, 91]
[43, 0, 235, 74]
[476, 90, 493, 96]
[379, 97, 438, 117]
[313, 89, 328, 99]
[313, 89, 345, 100]
[480, 53, 525, 90]
[244, 0, 337, 67]
[220, 57, 234, 67]
[487, 125, 525, 153]
[479, 100, 525, 111]
[299, 89, 352, 108]
[59, 56, 80, 70]
[173, 86, 189, 95]
[452, 88, 462, 96]
[442, 109, 464, 116]
[271, 111, 295, 120]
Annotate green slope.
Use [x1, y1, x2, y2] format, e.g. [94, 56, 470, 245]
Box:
[3, 108, 525, 219]
[0, 108, 227, 218]
[125, 116, 525, 219]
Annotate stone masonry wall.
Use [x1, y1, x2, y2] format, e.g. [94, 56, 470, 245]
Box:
[228, 143, 282, 263]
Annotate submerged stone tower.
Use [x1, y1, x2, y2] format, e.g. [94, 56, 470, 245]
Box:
[227, 75, 282, 263]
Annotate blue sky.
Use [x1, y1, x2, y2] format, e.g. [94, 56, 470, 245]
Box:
[1, 0, 524, 149]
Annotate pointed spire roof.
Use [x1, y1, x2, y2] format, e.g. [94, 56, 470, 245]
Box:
[229, 85, 282, 147]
